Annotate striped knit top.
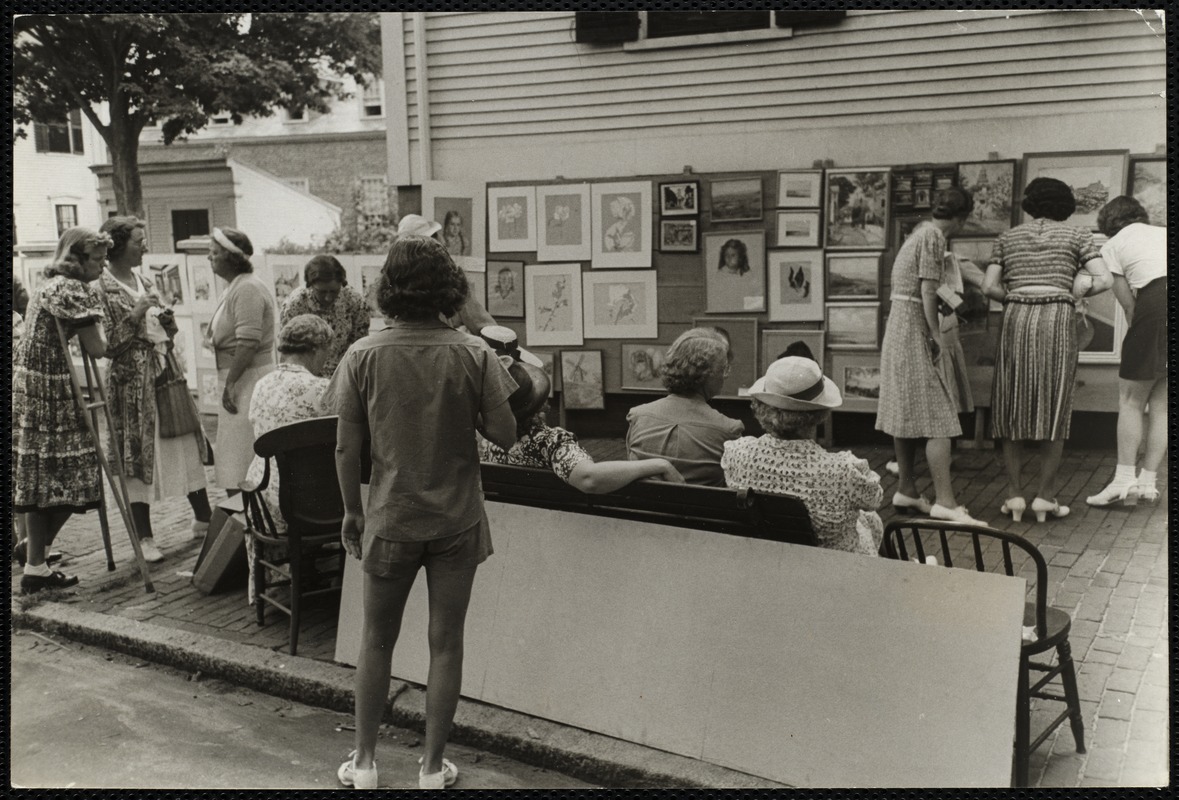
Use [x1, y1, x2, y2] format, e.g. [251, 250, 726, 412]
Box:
[989, 219, 1102, 293]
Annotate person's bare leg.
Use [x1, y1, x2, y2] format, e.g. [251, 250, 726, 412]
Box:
[1035, 439, 1066, 501]
[893, 437, 921, 498]
[1002, 439, 1025, 499]
[419, 565, 478, 777]
[926, 437, 957, 508]
[1142, 378, 1168, 473]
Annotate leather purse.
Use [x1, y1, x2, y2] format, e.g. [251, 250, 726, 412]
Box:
[155, 350, 203, 438]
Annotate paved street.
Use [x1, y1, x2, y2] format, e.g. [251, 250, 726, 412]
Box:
[10, 629, 595, 790]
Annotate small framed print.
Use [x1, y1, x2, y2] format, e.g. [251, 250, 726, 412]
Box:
[659, 180, 700, 216]
[559, 349, 604, 410]
[825, 168, 890, 250]
[592, 181, 653, 269]
[776, 170, 823, 208]
[761, 329, 825, 374]
[709, 176, 764, 223]
[143, 254, 190, 314]
[1128, 154, 1166, 227]
[775, 210, 822, 248]
[692, 316, 758, 399]
[582, 270, 658, 339]
[767, 249, 824, 322]
[525, 262, 583, 347]
[537, 183, 591, 262]
[1020, 150, 1129, 230]
[659, 219, 698, 253]
[486, 260, 525, 318]
[826, 302, 881, 350]
[620, 343, 666, 391]
[826, 253, 880, 300]
[704, 230, 766, 313]
[488, 185, 538, 252]
[829, 352, 882, 413]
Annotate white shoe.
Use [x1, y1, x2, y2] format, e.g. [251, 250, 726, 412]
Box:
[1085, 480, 1138, 507]
[418, 757, 458, 789]
[138, 538, 164, 563]
[1031, 497, 1070, 522]
[338, 750, 378, 789]
[885, 460, 899, 476]
[929, 504, 982, 525]
[892, 492, 932, 514]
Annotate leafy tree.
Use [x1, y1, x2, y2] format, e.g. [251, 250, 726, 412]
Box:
[13, 13, 381, 216]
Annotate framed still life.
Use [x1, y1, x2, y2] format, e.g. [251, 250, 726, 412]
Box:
[1020, 150, 1129, 231]
[486, 260, 525, 318]
[776, 170, 823, 209]
[766, 249, 824, 322]
[524, 262, 583, 347]
[824, 168, 891, 250]
[760, 329, 825, 374]
[703, 230, 766, 313]
[659, 180, 700, 216]
[559, 349, 604, 410]
[1127, 154, 1166, 227]
[581, 270, 658, 339]
[536, 183, 592, 262]
[956, 160, 1017, 237]
[488, 185, 537, 252]
[591, 180, 652, 269]
[620, 343, 666, 391]
[423, 180, 487, 268]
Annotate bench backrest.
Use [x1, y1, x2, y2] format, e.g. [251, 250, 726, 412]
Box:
[480, 462, 818, 547]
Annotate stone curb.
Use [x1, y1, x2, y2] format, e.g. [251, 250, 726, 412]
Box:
[13, 602, 785, 790]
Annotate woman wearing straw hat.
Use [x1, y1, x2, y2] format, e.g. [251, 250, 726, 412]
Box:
[722, 357, 884, 556]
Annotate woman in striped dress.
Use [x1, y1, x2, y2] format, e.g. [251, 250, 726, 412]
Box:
[982, 177, 1112, 522]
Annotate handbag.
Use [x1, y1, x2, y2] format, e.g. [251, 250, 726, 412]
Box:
[155, 349, 203, 438]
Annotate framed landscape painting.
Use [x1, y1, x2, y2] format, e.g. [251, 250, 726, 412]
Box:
[486, 260, 525, 318]
[423, 180, 487, 268]
[767, 249, 824, 322]
[710, 177, 763, 222]
[829, 352, 882, 413]
[524, 262, 583, 347]
[591, 181, 652, 269]
[761, 329, 825, 374]
[488, 185, 537, 252]
[537, 183, 591, 262]
[775, 210, 822, 248]
[826, 253, 880, 300]
[826, 302, 880, 350]
[692, 316, 757, 399]
[1021, 150, 1128, 230]
[582, 270, 658, 339]
[560, 349, 605, 410]
[620, 343, 666, 391]
[659, 219, 698, 253]
[825, 168, 890, 250]
[1128, 155, 1166, 227]
[703, 230, 766, 313]
[659, 180, 700, 216]
[957, 160, 1016, 237]
[776, 170, 823, 208]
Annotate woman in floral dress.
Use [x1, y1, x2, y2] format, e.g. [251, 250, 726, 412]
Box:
[12, 227, 112, 594]
[279, 254, 370, 378]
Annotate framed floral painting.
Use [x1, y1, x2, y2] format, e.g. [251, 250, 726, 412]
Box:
[537, 183, 591, 262]
[524, 262, 583, 347]
[581, 270, 658, 339]
[488, 185, 537, 252]
[591, 181, 652, 269]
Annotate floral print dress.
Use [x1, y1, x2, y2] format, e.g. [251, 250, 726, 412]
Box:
[478, 416, 593, 483]
[279, 286, 371, 377]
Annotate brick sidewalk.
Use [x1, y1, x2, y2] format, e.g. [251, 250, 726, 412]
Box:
[10, 440, 1168, 788]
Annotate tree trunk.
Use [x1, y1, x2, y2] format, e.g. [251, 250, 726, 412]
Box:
[108, 113, 145, 218]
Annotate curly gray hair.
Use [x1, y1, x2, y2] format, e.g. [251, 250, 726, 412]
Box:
[751, 398, 828, 440]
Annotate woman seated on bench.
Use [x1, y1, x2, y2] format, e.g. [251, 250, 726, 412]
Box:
[477, 328, 685, 492]
[722, 357, 884, 556]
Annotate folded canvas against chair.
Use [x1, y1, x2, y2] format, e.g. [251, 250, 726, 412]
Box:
[192, 494, 249, 595]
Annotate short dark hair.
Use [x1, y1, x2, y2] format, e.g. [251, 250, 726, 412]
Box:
[1021, 177, 1076, 222]
[1097, 195, 1150, 238]
[99, 216, 146, 259]
[217, 227, 255, 274]
[304, 254, 347, 287]
[376, 236, 468, 320]
[931, 187, 974, 221]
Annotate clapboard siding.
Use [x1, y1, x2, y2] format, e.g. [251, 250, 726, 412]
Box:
[399, 10, 1163, 144]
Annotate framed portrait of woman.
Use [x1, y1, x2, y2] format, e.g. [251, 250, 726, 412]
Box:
[703, 230, 766, 313]
[591, 181, 652, 269]
[537, 183, 591, 262]
[424, 180, 487, 269]
[486, 260, 525, 318]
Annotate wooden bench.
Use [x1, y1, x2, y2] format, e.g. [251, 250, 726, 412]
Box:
[479, 462, 818, 547]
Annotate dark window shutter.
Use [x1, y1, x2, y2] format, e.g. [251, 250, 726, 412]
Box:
[775, 11, 848, 28]
[575, 12, 640, 44]
[648, 12, 770, 39]
[33, 122, 50, 152]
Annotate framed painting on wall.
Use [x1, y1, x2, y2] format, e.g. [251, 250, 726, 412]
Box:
[143, 254, 190, 315]
[703, 230, 766, 313]
[524, 263, 583, 347]
[1128, 155, 1166, 227]
[826, 302, 881, 350]
[1020, 150, 1128, 230]
[760, 329, 825, 374]
[1077, 288, 1127, 364]
[581, 270, 658, 339]
[659, 180, 700, 217]
[187, 257, 219, 314]
[537, 183, 591, 262]
[956, 160, 1016, 237]
[826, 253, 880, 300]
[659, 219, 698, 253]
[775, 211, 822, 248]
[423, 180, 487, 269]
[488, 185, 537, 252]
[559, 349, 604, 410]
[591, 181, 652, 269]
[692, 316, 757, 399]
[825, 168, 890, 250]
[709, 177, 763, 223]
[486, 260, 525, 318]
[829, 352, 882, 413]
[776, 170, 823, 209]
[767, 249, 824, 322]
[265, 255, 304, 306]
[620, 343, 666, 391]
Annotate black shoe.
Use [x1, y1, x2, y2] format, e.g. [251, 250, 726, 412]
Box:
[13, 540, 63, 568]
[20, 571, 79, 595]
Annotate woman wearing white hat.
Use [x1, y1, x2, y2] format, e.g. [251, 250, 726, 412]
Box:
[721, 357, 884, 555]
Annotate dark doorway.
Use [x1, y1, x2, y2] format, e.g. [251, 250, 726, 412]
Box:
[171, 209, 210, 251]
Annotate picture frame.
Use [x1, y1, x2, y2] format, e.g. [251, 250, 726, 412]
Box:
[197, 368, 221, 415]
[187, 256, 219, 314]
[825, 168, 891, 250]
[265, 254, 304, 307]
[892, 170, 915, 210]
[659, 180, 700, 217]
[692, 316, 758, 399]
[826, 302, 881, 350]
[486, 260, 525, 318]
[1020, 150, 1129, 230]
[829, 352, 882, 413]
[760, 329, 825, 374]
[957, 160, 1017, 237]
[354, 255, 386, 318]
[1127, 154, 1166, 227]
[536, 183, 592, 262]
[775, 210, 822, 248]
[488, 185, 537, 252]
[193, 313, 217, 370]
[620, 343, 667, 391]
[142, 254, 190, 315]
[591, 181, 652, 269]
[524, 262, 583, 347]
[703, 230, 766, 313]
[423, 180, 487, 268]
[659, 219, 699, 253]
[709, 176, 764, 223]
[464, 269, 486, 309]
[581, 270, 658, 339]
[559, 349, 605, 410]
[767, 249, 824, 322]
[826, 253, 881, 300]
[776, 170, 823, 209]
[1077, 283, 1128, 364]
[912, 169, 933, 210]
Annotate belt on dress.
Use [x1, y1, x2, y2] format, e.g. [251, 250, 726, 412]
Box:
[889, 293, 921, 304]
